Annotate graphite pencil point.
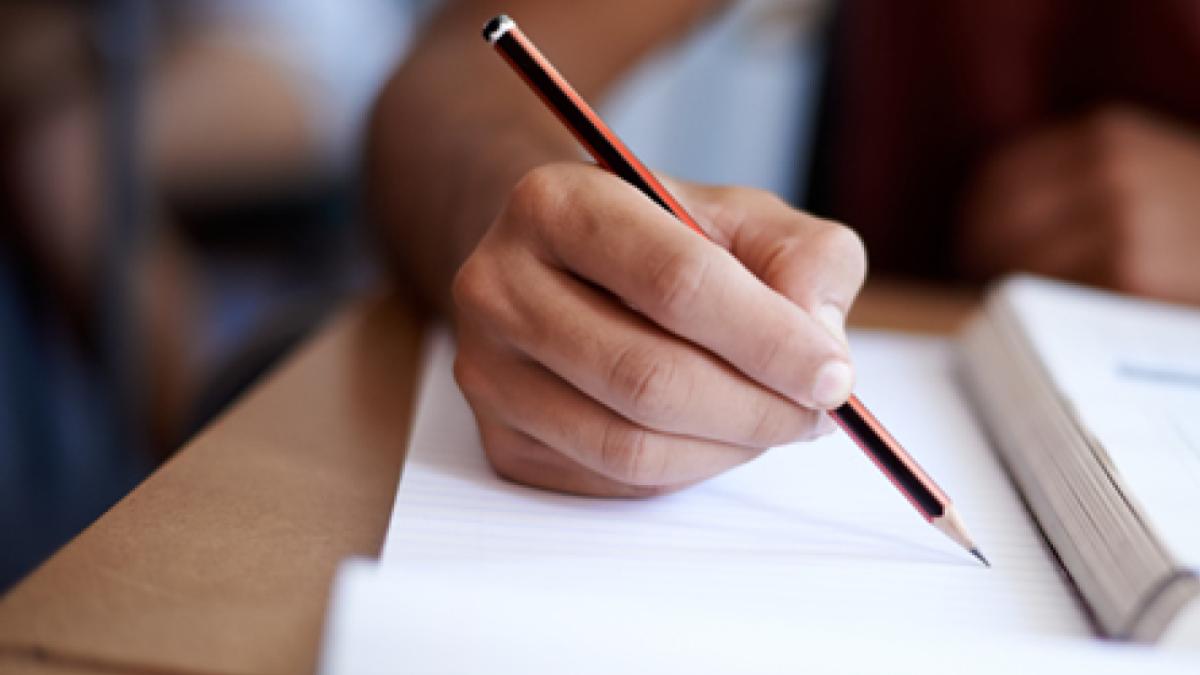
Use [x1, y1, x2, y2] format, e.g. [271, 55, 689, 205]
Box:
[971, 548, 991, 567]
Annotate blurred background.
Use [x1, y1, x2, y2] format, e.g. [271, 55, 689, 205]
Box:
[0, 0, 431, 589]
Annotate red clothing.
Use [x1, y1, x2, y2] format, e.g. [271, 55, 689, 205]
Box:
[809, 0, 1200, 279]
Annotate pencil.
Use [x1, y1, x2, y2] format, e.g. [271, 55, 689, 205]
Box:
[482, 14, 988, 567]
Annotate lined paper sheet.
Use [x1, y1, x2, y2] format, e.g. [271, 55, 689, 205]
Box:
[321, 559, 1200, 675]
[379, 328, 1090, 639]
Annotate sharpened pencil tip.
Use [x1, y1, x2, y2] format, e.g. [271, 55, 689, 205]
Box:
[971, 548, 991, 567]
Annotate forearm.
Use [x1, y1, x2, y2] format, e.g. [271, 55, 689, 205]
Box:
[367, 0, 722, 314]
[148, 32, 321, 191]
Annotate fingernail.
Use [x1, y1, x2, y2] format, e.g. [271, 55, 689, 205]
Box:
[815, 303, 847, 345]
[815, 413, 837, 437]
[811, 360, 853, 409]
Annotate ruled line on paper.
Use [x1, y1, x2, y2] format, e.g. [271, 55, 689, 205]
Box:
[380, 328, 1091, 639]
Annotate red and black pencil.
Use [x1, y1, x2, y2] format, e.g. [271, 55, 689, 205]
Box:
[482, 14, 988, 566]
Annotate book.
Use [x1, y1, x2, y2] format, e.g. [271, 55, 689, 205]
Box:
[961, 275, 1200, 643]
[319, 275, 1200, 672]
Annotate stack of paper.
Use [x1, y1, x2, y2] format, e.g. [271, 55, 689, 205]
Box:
[319, 325, 1192, 672]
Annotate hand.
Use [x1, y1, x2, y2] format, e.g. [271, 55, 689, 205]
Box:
[452, 163, 866, 497]
[960, 105, 1200, 304]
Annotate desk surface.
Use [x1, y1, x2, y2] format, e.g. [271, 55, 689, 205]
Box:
[0, 280, 976, 675]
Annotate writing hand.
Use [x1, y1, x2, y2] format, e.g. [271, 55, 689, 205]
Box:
[451, 163, 866, 497]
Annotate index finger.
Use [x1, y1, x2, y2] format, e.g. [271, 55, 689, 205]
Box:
[663, 179, 866, 345]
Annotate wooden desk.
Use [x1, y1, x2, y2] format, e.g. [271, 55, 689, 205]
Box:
[0, 280, 977, 675]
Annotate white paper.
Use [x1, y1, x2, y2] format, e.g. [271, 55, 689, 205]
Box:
[1003, 276, 1200, 570]
[320, 558, 1198, 675]
[378, 328, 1089, 640]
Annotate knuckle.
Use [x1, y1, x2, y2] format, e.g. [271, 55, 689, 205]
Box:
[648, 250, 709, 321]
[758, 234, 807, 285]
[480, 432, 529, 486]
[452, 255, 520, 335]
[452, 349, 491, 404]
[451, 255, 492, 314]
[828, 223, 868, 266]
[747, 324, 790, 376]
[598, 421, 663, 486]
[608, 344, 685, 424]
[746, 403, 806, 447]
[507, 164, 571, 228]
[473, 415, 505, 452]
[477, 424, 555, 491]
[761, 221, 868, 300]
[747, 404, 786, 447]
[813, 222, 868, 278]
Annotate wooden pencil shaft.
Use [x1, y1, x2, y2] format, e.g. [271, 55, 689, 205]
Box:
[489, 21, 706, 236]
[833, 399, 948, 520]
